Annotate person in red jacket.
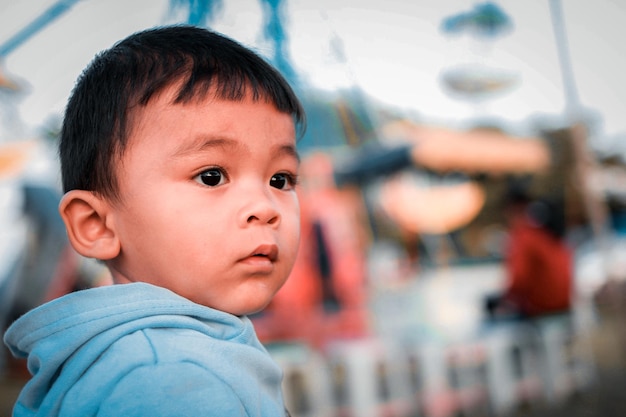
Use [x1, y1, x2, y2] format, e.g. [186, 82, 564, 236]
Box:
[486, 187, 573, 319]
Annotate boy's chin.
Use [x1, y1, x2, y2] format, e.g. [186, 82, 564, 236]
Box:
[200, 298, 273, 317]
[231, 304, 271, 317]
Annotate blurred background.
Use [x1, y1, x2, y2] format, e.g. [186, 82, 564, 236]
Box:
[1, 1, 625, 416]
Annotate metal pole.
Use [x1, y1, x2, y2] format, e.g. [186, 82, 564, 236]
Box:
[0, 0, 83, 58]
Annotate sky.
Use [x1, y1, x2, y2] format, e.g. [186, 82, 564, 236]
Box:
[0, 0, 625, 146]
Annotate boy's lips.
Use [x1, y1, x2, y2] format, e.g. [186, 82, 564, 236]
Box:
[240, 244, 278, 263]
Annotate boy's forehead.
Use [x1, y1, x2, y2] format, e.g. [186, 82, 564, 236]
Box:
[132, 81, 282, 120]
[127, 85, 298, 154]
[128, 83, 237, 136]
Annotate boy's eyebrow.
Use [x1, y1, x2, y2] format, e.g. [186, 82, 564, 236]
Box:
[172, 136, 238, 157]
[275, 143, 300, 164]
[172, 135, 300, 163]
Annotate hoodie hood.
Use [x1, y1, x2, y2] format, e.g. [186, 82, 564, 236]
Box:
[3, 282, 265, 416]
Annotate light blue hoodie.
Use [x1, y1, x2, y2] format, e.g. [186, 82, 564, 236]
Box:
[3, 282, 287, 417]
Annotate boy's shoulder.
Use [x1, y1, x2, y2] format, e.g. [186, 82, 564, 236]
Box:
[6, 282, 257, 359]
[62, 324, 283, 416]
[7, 283, 286, 416]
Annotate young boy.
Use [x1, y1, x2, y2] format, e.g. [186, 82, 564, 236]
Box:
[3, 25, 305, 417]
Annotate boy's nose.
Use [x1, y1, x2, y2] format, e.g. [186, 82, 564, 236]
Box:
[240, 190, 281, 227]
[246, 208, 280, 226]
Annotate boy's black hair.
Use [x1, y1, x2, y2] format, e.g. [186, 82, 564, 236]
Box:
[59, 25, 305, 201]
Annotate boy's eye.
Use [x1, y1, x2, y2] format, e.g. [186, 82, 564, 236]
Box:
[195, 168, 226, 187]
[270, 173, 297, 190]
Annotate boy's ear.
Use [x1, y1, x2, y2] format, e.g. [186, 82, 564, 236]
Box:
[59, 190, 121, 260]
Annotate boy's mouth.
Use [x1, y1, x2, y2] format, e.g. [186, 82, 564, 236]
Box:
[246, 244, 278, 262]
